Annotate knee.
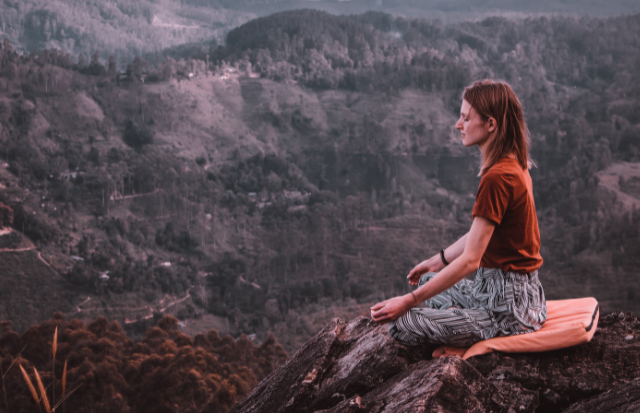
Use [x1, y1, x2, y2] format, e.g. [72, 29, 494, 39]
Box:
[387, 319, 416, 346]
[419, 272, 438, 287]
[387, 320, 398, 336]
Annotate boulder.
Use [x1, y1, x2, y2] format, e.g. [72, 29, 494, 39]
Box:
[229, 311, 640, 413]
[563, 378, 640, 412]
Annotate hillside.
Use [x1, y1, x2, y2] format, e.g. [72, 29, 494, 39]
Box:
[0, 66, 474, 347]
[1, 0, 640, 62]
[0, 10, 639, 356]
[0, 0, 250, 61]
[0, 249, 81, 332]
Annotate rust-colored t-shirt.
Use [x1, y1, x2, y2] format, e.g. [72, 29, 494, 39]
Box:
[472, 158, 543, 273]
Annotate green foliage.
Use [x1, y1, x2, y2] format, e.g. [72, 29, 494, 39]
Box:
[0, 232, 22, 249]
[122, 120, 154, 149]
[11, 205, 59, 244]
[155, 223, 201, 254]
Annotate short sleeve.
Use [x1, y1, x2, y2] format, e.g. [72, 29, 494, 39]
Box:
[472, 170, 511, 225]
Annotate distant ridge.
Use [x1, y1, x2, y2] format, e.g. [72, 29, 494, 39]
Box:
[2, 0, 639, 60]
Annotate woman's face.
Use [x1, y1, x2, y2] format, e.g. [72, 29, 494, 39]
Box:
[455, 99, 494, 149]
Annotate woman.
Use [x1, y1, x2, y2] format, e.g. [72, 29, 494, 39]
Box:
[370, 79, 547, 349]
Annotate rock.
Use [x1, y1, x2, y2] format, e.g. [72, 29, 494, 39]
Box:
[318, 357, 538, 413]
[228, 317, 420, 413]
[563, 378, 640, 412]
[230, 312, 640, 413]
[469, 311, 640, 412]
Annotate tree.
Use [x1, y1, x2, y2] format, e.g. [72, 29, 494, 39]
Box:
[2, 61, 17, 82]
[77, 53, 87, 69]
[122, 120, 154, 149]
[107, 55, 117, 77]
[160, 56, 176, 80]
[131, 56, 151, 80]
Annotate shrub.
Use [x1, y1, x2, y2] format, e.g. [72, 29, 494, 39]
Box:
[122, 120, 153, 149]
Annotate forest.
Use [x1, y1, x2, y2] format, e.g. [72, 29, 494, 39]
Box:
[0, 7, 639, 369]
[0, 313, 287, 413]
[1, 0, 638, 64]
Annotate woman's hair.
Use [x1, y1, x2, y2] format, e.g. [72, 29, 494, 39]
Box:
[463, 79, 533, 176]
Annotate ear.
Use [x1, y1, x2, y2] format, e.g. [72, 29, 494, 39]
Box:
[487, 117, 497, 133]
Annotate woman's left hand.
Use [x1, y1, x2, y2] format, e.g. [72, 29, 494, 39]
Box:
[370, 295, 414, 324]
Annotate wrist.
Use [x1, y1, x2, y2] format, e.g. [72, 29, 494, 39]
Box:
[440, 249, 449, 266]
[404, 293, 417, 308]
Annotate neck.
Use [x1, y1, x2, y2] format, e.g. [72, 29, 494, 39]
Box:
[478, 141, 488, 158]
[479, 145, 516, 160]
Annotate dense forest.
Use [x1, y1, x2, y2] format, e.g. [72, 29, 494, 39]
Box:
[1, 0, 639, 63]
[0, 314, 287, 412]
[0, 0, 244, 62]
[0, 9, 639, 360]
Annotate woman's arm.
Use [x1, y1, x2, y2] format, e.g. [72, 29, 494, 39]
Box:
[406, 233, 469, 286]
[371, 217, 495, 323]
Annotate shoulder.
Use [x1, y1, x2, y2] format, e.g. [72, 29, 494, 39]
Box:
[481, 162, 518, 188]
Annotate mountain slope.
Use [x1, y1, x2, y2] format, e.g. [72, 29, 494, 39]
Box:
[0, 249, 81, 332]
[0, 10, 639, 352]
[2, 0, 640, 61]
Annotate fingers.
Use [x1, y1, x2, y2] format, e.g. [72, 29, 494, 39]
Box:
[370, 301, 389, 323]
[370, 309, 388, 323]
[407, 269, 420, 281]
[407, 270, 422, 286]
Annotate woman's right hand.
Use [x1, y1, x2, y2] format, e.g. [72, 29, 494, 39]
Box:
[407, 254, 445, 286]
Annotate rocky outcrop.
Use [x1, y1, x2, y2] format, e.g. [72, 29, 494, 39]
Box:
[229, 311, 640, 413]
[563, 378, 640, 413]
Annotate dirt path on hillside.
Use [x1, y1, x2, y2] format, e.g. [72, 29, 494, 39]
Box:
[36, 251, 56, 270]
[160, 287, 193, 312]
[0, 246, 35, 253]
[75, 296, 91, 313]
[111, 188, 160, 202]
[124, 287, 194, 324]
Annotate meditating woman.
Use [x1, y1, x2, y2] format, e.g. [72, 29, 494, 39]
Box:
[370, 79, 547, 349]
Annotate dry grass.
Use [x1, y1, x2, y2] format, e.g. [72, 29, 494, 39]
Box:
[14, 328, 79, 413]
[61, 360, 67, 413]
[2, 343, 27, 412]
[19, 365, 39, 410]
[52, 326, 57, 407]
[33, 367, 51, 413]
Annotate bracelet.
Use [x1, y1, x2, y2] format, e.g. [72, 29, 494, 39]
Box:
[410, 291, 418, 306]
[440, 249, 449, 266]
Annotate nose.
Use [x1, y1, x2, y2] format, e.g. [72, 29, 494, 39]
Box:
[455, 118, 463, 130]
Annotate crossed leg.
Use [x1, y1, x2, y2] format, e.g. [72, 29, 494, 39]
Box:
[388, 272, 497, 347]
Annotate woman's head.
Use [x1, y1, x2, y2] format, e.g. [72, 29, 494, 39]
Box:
[456, 79, 532, 175]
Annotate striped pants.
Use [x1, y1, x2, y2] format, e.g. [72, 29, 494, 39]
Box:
[388, 268, 547, 348]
